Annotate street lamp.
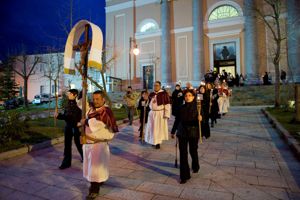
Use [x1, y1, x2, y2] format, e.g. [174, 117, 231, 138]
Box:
[129, 37, 140, 86]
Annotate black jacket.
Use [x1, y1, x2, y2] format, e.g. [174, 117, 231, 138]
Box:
[137, 97, 150, 123]
[176, 100, 199, 138]
[171, 88, 184, 117]
[57, 100, 82, 127]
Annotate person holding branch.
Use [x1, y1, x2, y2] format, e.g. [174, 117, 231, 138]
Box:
[54, 89, 83, 169]
[172, 89, 202, 184]
[137, 90, 150, 142]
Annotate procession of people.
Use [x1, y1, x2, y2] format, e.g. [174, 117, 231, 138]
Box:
[55, 70, 232, 199]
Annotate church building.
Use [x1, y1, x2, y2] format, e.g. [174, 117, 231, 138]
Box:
[105, 0, 300, 89]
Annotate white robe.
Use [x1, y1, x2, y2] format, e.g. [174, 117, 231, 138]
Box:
[83, 108, 114, 183]
[145, 91, 171, 145]
[218, 94, 229, 114]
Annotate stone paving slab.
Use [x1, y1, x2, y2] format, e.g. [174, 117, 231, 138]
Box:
[0, 106, 300, 200]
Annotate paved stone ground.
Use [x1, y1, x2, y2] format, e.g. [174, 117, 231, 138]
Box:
[0, 106, 300, 200]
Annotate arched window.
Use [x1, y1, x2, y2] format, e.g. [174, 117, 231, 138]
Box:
[209, 5, 239, 21]
[138, 19, 159, 33]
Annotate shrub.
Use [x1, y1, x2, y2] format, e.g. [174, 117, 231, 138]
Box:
[0, 111, 29, 144]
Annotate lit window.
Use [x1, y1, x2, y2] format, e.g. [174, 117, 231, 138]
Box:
[140, 22, 158, 33]
[209, 5, 239, 21]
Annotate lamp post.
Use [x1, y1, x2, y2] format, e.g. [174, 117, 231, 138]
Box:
[129, 37, 140, 86]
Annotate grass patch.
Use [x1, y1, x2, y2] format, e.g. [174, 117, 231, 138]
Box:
[0, 117, 65, 153]
[1, 106, 129, 153]
[266, 107, 300, 143]
[231, 84, 294, 106]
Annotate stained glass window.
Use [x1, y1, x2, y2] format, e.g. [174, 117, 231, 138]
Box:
[209, 5, 239, 21]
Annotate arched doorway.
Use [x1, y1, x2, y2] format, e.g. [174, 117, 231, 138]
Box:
[205, 2, 244, 77]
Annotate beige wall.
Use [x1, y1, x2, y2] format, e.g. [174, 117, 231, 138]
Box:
[105, 0, 285, 87]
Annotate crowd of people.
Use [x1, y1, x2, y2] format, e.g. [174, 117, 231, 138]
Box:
[54, 71, 232, 199]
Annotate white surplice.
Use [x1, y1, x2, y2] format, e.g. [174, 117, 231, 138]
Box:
[145, 91, 171, 145]
[83, 108, 114, 183]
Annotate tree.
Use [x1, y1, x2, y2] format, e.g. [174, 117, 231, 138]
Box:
[11, 54, 43, 108]
[255, 0, 286, 107]
[0, 61, 19, 100]
[75, 48, 116, 107]
[43, 51, 63, 120]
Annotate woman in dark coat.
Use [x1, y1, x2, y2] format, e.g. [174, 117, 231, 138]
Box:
[210, 83, 219, 127]
[137, 90, 150, 140]
[171, 84, 184, 135]
[174, 89, 202, 184]
[198, 85, 211, 139]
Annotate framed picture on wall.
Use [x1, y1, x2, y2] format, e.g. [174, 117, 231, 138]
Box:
[213, 42, 236, 61]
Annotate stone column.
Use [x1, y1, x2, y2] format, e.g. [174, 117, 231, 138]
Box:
[193, 0, 204, 83]
[161, 0, 172, 84]
[287, 0, 300, 83]
[244, 0, 258, 84]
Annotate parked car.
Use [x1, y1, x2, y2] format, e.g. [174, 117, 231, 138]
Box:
[32, 94, 55, 104]
[40, 94, 54, 103]
[32, 95, 41, 104]
[3, 97, 23, 110]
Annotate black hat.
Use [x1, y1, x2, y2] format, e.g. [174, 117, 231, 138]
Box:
[68, 89, 79, 96]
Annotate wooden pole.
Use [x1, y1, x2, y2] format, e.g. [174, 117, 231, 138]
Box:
[80, 24, 90, 145]
[197, 94, 203, 144]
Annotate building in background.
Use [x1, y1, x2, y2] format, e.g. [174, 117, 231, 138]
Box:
[105, 0, 298, 89]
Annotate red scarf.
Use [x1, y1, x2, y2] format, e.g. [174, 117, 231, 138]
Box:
[149, 90, 170, 106]
[88, 106, 119, 133]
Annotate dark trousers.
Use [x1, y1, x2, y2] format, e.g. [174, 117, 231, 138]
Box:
[89, 182, 101, 194]
[178, 136, 200, 181]
[61, 125, 83, 166]
[171, 116, 180, 134]
[139, 122, 147, 138]
[127, 106, 135, 125]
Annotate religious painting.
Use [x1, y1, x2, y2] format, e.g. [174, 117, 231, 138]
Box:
[143, 65, 154, 90]
[213, 42, 236, 61]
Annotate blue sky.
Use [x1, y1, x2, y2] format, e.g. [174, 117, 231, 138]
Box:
[0, 0, 106, 60]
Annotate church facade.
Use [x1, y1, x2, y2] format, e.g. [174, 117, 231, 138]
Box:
[105, 0, 300, 89]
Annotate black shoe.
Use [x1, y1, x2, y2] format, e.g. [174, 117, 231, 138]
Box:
[180, 176, 190, 184]
[193, 169, 199, 173]
[59, 165, 70, 170]
[155, 144, 160, 149]
[86, 192, 98, 200]
[211, 123, 214, 128]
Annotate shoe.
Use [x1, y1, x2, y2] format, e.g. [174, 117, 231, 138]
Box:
[59, 165, 70, 170]
[86, 192, 98, 200]
[155, 144, 160, 149]
[180, 176, 190, 184]
[193, 169, 199, 173]
[211, 123, 214, 128]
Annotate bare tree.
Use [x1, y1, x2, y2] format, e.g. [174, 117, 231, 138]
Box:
[43, 51, 63, 121]
[11, 54, 43, 108]
[255, 0, 286, 107]
[75, 48, 116, 107]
